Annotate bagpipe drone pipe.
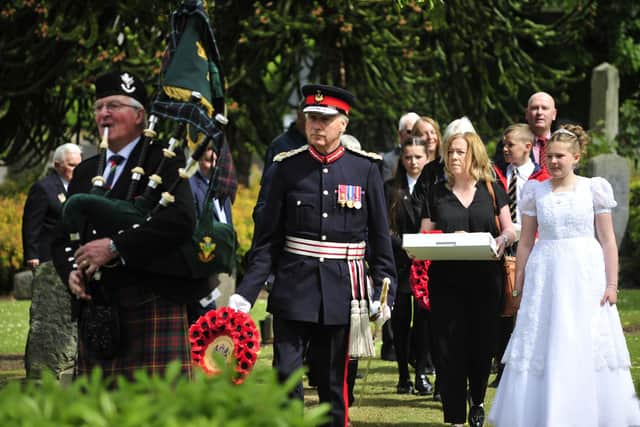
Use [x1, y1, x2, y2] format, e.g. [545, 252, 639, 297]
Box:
[61, 0, 235, 281]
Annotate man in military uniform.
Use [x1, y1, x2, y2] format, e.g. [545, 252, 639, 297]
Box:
[229, 84, 396, 427]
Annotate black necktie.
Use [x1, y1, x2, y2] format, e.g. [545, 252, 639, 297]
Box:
[105, 154, 125, 189]
[508, 168, 518, 222]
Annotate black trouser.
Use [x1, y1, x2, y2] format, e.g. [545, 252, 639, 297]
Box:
[273, 318, 350, 427]
[494, 316, 514, 373]
[430, 283, 499, 424]
[391, 292, 432, 381]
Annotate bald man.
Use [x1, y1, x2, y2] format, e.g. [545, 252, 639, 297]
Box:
[494, 91, 557, 170]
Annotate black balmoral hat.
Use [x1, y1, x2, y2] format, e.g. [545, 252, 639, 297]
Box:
[301, 84, 355, 116]
[95, 71, 148, 108]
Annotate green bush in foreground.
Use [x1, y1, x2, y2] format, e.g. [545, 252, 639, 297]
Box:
[0, 360, 328, 427]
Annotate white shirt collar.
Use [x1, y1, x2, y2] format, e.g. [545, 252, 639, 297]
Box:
[507, 159, 534, 180]
[103, 136, 140, 187]
[58, 175, 70, 191]
[406, 174, 417, 194]
[106, 136, 140, 161]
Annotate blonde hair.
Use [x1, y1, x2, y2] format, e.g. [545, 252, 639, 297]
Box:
[411, 116, 442, 161]
[443, 132, 495, 185]
[548, 124, 589, 155]
[503, 123, 534, 146]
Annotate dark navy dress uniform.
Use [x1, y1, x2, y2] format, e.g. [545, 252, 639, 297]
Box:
[237, 141, 397, 426]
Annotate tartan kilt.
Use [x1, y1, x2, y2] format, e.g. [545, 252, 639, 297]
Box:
[77, 294, 192, 380]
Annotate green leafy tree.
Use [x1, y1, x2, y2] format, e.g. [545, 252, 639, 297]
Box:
[2, 0, 635, 181]
[0, 0, 170, 169]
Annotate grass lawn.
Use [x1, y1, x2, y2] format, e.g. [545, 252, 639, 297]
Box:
[2, 290, 640, 426]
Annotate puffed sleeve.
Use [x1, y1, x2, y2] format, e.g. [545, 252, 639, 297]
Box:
[519, 180, 538, 217]
[591, 177, 617, 214]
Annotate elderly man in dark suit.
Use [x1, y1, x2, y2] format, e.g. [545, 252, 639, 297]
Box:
[229, 84, 397, 427]
[23, 143, 82, 270]
[52, 70, 207, 380]
[22, 142, 81, 378]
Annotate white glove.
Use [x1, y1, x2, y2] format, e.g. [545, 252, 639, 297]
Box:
[370, 301, 391, 326]
[228, 293, 252, 313]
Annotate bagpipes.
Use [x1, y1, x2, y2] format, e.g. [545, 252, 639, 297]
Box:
[61, 0, 235, 282]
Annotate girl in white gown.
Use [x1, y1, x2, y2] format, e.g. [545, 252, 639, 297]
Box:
[489, 124, 640, 427]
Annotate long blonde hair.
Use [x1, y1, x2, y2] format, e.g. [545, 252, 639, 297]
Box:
[443, 132, 495, 186]
[411, 116, 442, 162]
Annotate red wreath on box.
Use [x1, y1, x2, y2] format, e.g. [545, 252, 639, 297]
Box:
[409, 230, 442, 311]
[189, 307, 260, 384]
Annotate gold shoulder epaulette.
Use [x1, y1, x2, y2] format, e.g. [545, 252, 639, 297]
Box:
[344, 145, 382, 161]
[273, 145, 309, 162]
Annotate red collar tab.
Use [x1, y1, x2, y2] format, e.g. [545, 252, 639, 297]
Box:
[304, 94, 351, 115]
[308, 145, 345, 164]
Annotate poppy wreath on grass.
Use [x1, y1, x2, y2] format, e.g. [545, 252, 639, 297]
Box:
[409, 230, 443, 311]
[189, 307, 260, 383]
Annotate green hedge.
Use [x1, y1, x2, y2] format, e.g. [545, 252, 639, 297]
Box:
[0, 360, 328, 427]
[0, 193, 25, 294]
[622, 176, 640, 287]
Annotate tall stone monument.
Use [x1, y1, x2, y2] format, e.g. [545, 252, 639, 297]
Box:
[589, 62, 619, 142]
[587, 62, 628, 248]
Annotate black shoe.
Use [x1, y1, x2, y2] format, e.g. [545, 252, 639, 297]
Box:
[396, 379, 414, 394]
[432, 379, 441, 401]
[414, 373, 433, 395]
[468, 405, 485, 427]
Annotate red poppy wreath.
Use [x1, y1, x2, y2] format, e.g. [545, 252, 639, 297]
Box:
[189, 307, 260, 384]
[409, 230, 442, 311]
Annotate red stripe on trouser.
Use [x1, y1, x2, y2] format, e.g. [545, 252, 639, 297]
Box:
[343, 335, 350, 427]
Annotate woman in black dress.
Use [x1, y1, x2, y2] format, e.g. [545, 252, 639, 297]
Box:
[420, 130, 515, 427]
[385, 117, 441, 395]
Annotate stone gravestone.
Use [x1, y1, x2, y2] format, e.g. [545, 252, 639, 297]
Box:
[587, 62, 629, 248]
[585, 154, 630, 248]
[24, 261, 77, 383]
[13, 270, 33, 300]
[589, 62, 619, 142]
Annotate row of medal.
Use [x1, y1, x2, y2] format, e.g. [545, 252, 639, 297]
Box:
[337, 184, 362, 209]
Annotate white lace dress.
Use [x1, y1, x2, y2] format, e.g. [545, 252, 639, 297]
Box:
[489, 177, 640, 427]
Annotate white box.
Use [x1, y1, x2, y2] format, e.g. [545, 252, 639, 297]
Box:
[402, 232, 498, 260]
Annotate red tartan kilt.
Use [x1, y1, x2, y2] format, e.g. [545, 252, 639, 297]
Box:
[77, 295, 192, 380]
